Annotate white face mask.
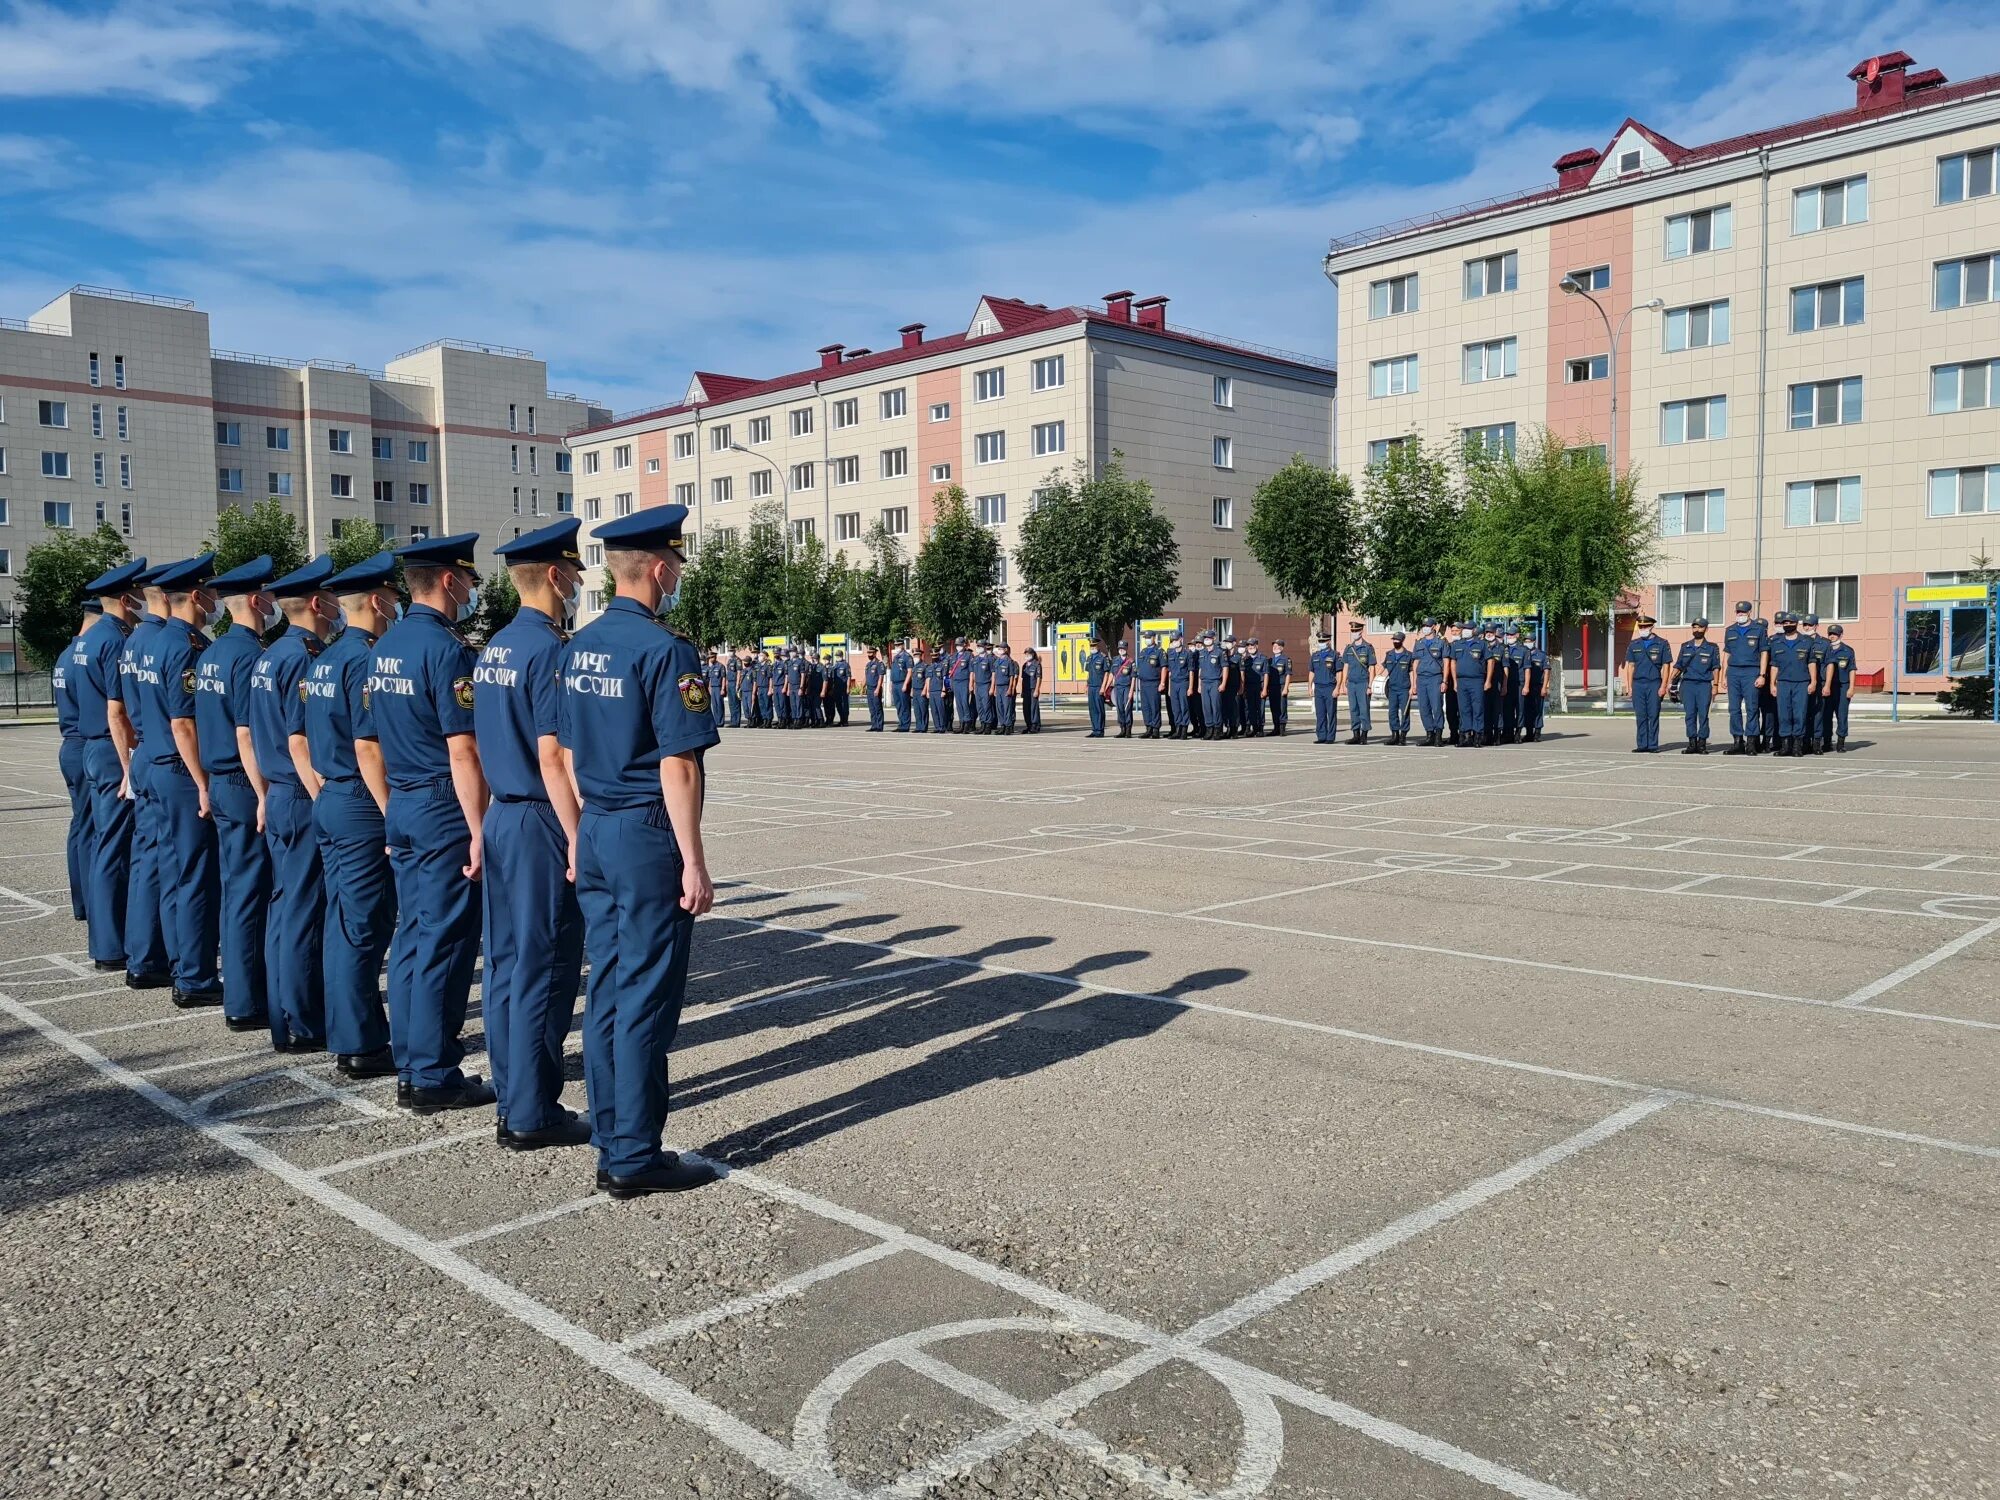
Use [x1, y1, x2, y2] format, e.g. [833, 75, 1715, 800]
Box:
[455, 582, 480, 625]
[555, 576, 580, 626]
[202, 595, 225, 630]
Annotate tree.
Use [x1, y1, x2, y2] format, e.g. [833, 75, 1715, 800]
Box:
[664, 534, 730, 646]
[912, 485, 1002, 643]
[1243, 455, 1361, 626]
[327, 518, 393, 574]
[13, 524, 131, 670]
[1442, 427, 1658, 630]
[845, 522, 913, 648]
[1014, 456, 1176, 644]
[720, 503, 787, 646]
[470, 566, 519, 644]
[206, 499, 308, 580]
[1354, 439, 1461, 627]
[780, 533, 839, 642]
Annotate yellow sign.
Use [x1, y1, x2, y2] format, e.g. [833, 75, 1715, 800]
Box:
[817, 633, 849, 660]
[1054, 623, 1093, 681]
[1907, 585, 1989, 603]
[761, 634, 788, 649]
[1139, 617, 1183, 635]
[1480, 603, 1528, 618]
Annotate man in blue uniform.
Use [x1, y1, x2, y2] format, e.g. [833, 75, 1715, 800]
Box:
[1669, 617, 1721, 754]
[143, 554, 224, 1008]
[889, 640, 913, 731]
[1084, 640, 1111, 737]
[993, 644, 1019, 733]
[946, 640, 972, 732]
[1164, 632, 1191, 739]
[1502, 626, 1530, 742]
[561, 505, 722, 1198]
[1721, 600, 1767, 755]
[1521, 630, 1551, 742]
[1242, 639, 1267, 737]
[1137, 633, 1165, 739]
[118, 563, 179, 989]
[863, 646, 886, 730]
[1622, 613, 1674, 752]
[1446, 624, 1487, 748]
[71, 560, 147, 973]
[1383, 632, 1414, 745]
[53, 599, 95, 922]
[194, 556, 278, 1032]
[804, 650, 825, 727]
[475, 519, 590, 1150]
[776, 648, 797, 727]
[1266, 639, 1292, 736]
[1477, 623, 1507, 746]
[368, 533, 493, 1112]
[303, 551, 400, 1077]
[1765, 612, 1816, 757]
[1308, 635, 1339, 743]
[1340, 622, 1377, 745]
[929, 646, 952, 732]
[913, 649, 933, 733]
[704, 651, 728, 729]
[1020, 647, 1042, 732]
[828, 648, 851, 726]
[971, 642, 995, 733]
[247, 555, 339, 1051]
[1413, 619, 1447, 746]
[1111, 642, 1136, 737]
[1801, 615, 1832, 755]
[1820, 625, 1856, 752]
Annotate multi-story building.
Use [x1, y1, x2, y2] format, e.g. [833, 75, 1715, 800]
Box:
[1325, 51, 2000, 687]
[0, 285, 608, 653]
[563, 292, 1338, 650]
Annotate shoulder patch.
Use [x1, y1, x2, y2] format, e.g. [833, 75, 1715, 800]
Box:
[298, 678, 310, 702]
[182, 667, 197, 695]
[679, 672, 711, 714]
[453, 676, 475, 710]
[362, 684, 372, 713]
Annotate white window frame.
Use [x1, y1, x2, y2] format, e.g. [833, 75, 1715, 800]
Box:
[1784, 476, 1862, 528]
[43, 499, 73, 529]
[1793, 277, 1866, 331]
[216, 466, 243, 493]
[880, 446, 909, 479]
[38, 400, 67, 428]
[790, 407, 814, 437]
[41, 451, 70, 479]
[929, 462, 952, 483]
[1930, 358, 1999, 414]
[1212, 557, 1234, 590]
[748, 468, 772, 499]
[1212, 496, 1234, 529]
[1664, 299, 1730, 352]
[327, 427, 352, 453]
[1656, 582, 1725, 627]
[1463, 423, 1517, 459]
[1462, 250, 1519, 299]
[879, 388, 908, 420]
[672, 483, 693, 508]
[973, 367, 1005, 403]
[612, 444, 633, 469]
[746, 415, 771, 446]
[1659, 490, 1726, 537]
[268, 425, 292, 450]
[1565, 354, 1609, 383]
[1566, 265, 1611, 291]
[929, 402, 951, 423]
[833, 455, 861, 486]
[645, 457, 660, 474]
[1665, 204, 1732, 259]
[1031, 355, 1065, 392]
[791, 462, 816, 491]
[118, 454, 131, 489]
[216, 421, 241, 446]
[834, 512, 861, 541]
[1367, 272, 1418, 319]
[614, 492, 635, 517]
[1927, 464, 2000, 517]
[976, 493, 1006, 527]
[1660, 395, 1727, 445]
[673, 432, 695, 459]
[880, 506, 909, 536]
[1784, 576, 1859, 621]
[712, 476, 733, 504]
[1031, 421, 1065, 457]
[1793, 174, 1867, 234]
[1369, 354, 1418, 398]
[832, 398, 859, 430]
[1788, 377, 1863, 430]
[1213, 374, 1234, 408]
[583, 451, 600, 475]
[710, 424, 732, 452]
[1937, 146, 1998, 205]
[1212, 436, 1234, 470]
[1461, 337, 1518, 384]
[270, 472, 292, 498]
[974, 431, 1006, 465]
[329, 473, 353, 499]
[410, 482, 430, 505]
[1935, 254, 1998, 311]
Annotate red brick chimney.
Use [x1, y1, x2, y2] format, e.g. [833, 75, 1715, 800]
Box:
[1555, 148, 1601, 190]
[1849, 51, 1915, 111]
[818, 343, 845, 370]
[898, 323, 926, 349]
[1133, 295, 1169, 330]
[1103, 290, 1135, 322]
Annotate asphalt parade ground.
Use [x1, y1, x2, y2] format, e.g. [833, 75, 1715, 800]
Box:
[3, 714, 1996, 1500]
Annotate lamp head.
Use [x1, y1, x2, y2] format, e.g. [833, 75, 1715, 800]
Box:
[1559, 275, 1582, 295]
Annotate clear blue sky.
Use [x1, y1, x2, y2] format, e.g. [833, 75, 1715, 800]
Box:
[2, 1, 1991, 412]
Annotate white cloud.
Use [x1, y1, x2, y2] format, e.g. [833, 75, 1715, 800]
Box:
[0, 2, 275, 107]
[0, 133, 68, 188]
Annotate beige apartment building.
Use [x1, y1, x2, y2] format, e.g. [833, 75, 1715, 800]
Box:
[0, 285, 607, 660]
[563, 293, 1338, 654]
[1326, 50, 2000, 688]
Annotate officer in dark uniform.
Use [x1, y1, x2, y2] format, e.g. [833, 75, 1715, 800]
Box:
[192, 556, 276, 1032]
[1137, 633, 1165, 738]
[1765, 612, 1815, 756]
[1383, 632, 1414, 744]
[1502, 626, 1529, 742]
[1196, 635, 1226, 741]
[1477, 623, 1506, 745]
[776, 647, 797, 727]
[889, 640, 913, 731]
[1622, 613, 1673, 752]
[1187, 632, 1209, 737]
[1110, 642, 1136, 737]
[806, 649, 827, 727]
[306, 552, 399, 1076]
[1340, 622, 1377, 745]
[1242, 639, 1266, 736]
[863, 646, 886, 730]
[1821, 625, 1855, 752]
[1801, 615, 1831, 755]
[1446, 624, 1487, 747]
[1266, 639, 1292, 736]
[1755, 625, 1781, 754]
[993, 644, 1019, 733]
[1084, 640, 1111, 737]
[968, 642, 992, 733]
[1308, 635, 1339, 743]
[1721, 600, 1767, 754]
[929, 646, 952, 732]
[942, 639, 967, 731]
[370, 533, 493, 1113]
[1669, 617, 1721, 754]
[829, 648, 851, 726]
[1165, 632, 1192, 738]
[913, 649, 933, 733]
[474, 519, 590, 1150]
[54, 598, 95, 923]
[119, 563, 178, 989]
[1521, 629, 1551, 742]
[1020, 647, 1043, 732]
[1441, 623, 1462, 741]
[1412, 619, 1447, 746]
[704, 651, 728, 729]
[724, 651, 744, 728]
[71, 559, 147, 973]
[247, 555, 339, 1051]
[560, 504, 722, 1198]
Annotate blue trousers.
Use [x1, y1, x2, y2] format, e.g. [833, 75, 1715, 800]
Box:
[1681, 680, 1713, 742]
[209, 772, 269, 1026]
[123, 757, 174, 980]
[1417, 678, 1444, 733]
[1313, 686, 1337, 741]
[483, 798, 583, 1134]
[1346, 684, 1371, 734]
[727, 686, 742, 727]
[314, 779, 392, 1058]
[1523, 688, 1546, 736]
[1243, 688, 1265, 734]
[1201, 684, 1224, 732]
[385, 782, 480, 1091]
[263, 781, 325, 1045]
[60, 736, 90, 920]
[867, 690, 885, 729]
[81, 740, 132, 965]
[952, 683, 973, 726]
[1632, 682, 1663, 749]
[893, 687, 911, 730]
[1776, 680, 1808, 736]
[1454, 682, 1485, 737]
[153, 761, 220, 993]
[1088, 685, 1107, 735]
[1822, 689, 1849, 741]
[1268, 687, 1289, 734]
[1114, 684, 1134, 730]
[1023, 690, 1040, 731]
[998, 691, 1016, 730]
[1140, 683, 1161, 730]
[575, 805, 696, 1178]
[1726, 667, 1761, 739]
[1387, 683, 1411, 735]
[933, 686, 951, 729]
[1168, 682, 1189, 730]
[914, 689, 931, 732]
[1503, 679, 1524, 734]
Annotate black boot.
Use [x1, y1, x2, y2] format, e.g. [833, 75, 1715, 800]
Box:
[1836, 736, 1847, 753]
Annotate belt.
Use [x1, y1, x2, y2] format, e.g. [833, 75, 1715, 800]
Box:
[490, 792, 552, 805]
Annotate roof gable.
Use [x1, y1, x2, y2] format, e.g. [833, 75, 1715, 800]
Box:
[685, 372, 760, 405]
[1590, 119, 1685, 184]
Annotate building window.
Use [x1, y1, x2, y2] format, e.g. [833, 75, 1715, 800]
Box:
[1368, 272, 1418, 318]
[745, 415, 771, 446]
[1656, 583, 1724, 626]
[880, 446, 909, 479]
[1784, 476, 1860, 527]
[583, 543, 604, 567]
[976, 493, 1006, 526]
[1462, 423, 1517, 459]
[374, 480, 396, 502]
[748, 469, 772, 498]
[92, 453, 105, 486]
[1366, 436, 1410, 466]
[584, 497, 603, 520]
[1032, 355, 1064, 392]
[526, 406, 536, 435]
[930, 463, 952, 483]
[614, 492, 634, 517]
[1659, 489, 1725, 536]
[512, 486, 521, 514]
[1938, 146, 1998, 204]
[1931, 358, 1999, 413]
[38, 400, 67, 428]
[116, 407, 128, 440]
[992, 555, 1008, 588]
[369, 435, 390, 461]
[672, 432, 695, 460]
[975, 431, 1006, 465]
[410, 482, 430, 504]
[1665, 205, 1732, 259]
[1789, 377, 1863, 429]
[90, 404, 102, 437]
[118, 454, 131, 489]
[43, 500, 73, 528]
[583, 451, 600, 475]
[1212, 374, 1235, 409]
[790, 518, 816, 546]
[1664, 299, 1730, 351]
[1565, 354, 1609, 383]
[1935, 253, 1998, 310]
[268, 426, 291, 450]
[529, 447, 539, 475]
[330, 473, 353, 498]
[1031, 421, 1065, 457]
[113, 355, 125, 389]
[710, 424, 732, 451]
[1462, 338, 1518, 383]
[1369, 354, 1418, 397]
[1618, 149, 1643, 174]
[1661, 396, 1727, 444]
[119, 501, 133, 536]
[833, 455, 861, 486]
[218, 468, 245, 493]
[553, 448, 568, 472]
[1566, 264, 1611, 291]
[881, 506, 909, 536]
[974, 367, 1005, 402]
[556, 491, 572, 513]
[835, 511, 861, 541]
[270, 473, 292, 497]
[1793, 277, 1865, 331]
[613, 444, 632, 469]
[508, 403, 518, 432]
[216, 421, 241, 446]
[672, 483, 693, 507]
[1785, 576, 1858, 620]
[832, 398, 859, 429]
[42, 451, 71, 479]
[328, 428, 351, 453]
[1793, 174, 1867, 234]
[1212, 557, 1234, 590]
[1928, 465, 2000, 517]
[408, 524, 431, 542]
[88, 353, 100, 388]
[1207, 435, 1232, 470]
[1212, 496, 1233, 529]
[791, 462, 816, 491]
[790, 407, 814, 437]
[712, 476, 733, 504]
[1211, 616, 1234, 638]
[510, 443, 521, 473]
[929, 402, 951, 422]
[1463, 250, 1518, 299]
[644, 457, 660, 474]
[880, 388, 907, 419]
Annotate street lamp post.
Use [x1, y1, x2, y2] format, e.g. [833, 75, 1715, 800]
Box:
[729, 439, 794, 544]
[1559, 277, 1663, 716]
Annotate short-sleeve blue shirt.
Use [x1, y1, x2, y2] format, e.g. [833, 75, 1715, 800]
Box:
[367, 604, 476, 791]
[70, 615, 133, 740]
[1413, 636, 1447, 678]
[118, 613, 165, 748]
[194, 624, 262, 775]
[1309, 647, 1337, 686]
[52, 636, 82, 738]
[1626, 634, 1673, 682]
[472, 605, 566, 802]
[1384, 648, 1414, 686]
[1674, 639, 1721, 682]
[146, 619, 210, 766]
[559, 597, 719, 814]
[305, 627, 377, 783]
[248, 626, 323, 787]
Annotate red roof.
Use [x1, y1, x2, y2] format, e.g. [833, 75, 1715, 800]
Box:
[687, 372, 761, 403]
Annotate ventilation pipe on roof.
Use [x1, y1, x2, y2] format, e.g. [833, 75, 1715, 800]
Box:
[845, 348, 872, 361]
[1554, 148, 1601, 190]
[1133, 295, 1169, 330]
[1103, 290, 1135, 322]
[898, 323, 926, 349]
[818, 344, 845, 370]
[1849, 51, 1914, 111]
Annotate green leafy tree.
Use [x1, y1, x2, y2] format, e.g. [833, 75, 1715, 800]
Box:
[1442, 427, 1658, 630]
[913, 485, 1002, 643]
[663, 535, 730, 646]
[720, 503, 787, 646]
[1243, 454, 1361, 627]
[206, 499, 308, 579]
[327, 518, 393, 574]
[1013, 456, 1176, 644]
[845, 522, 913, 648]
[1355, 439, 1461, 627]
[469, 566, 519, 644]
[780, 533, 838, 641]
[14, 524, 131, 670]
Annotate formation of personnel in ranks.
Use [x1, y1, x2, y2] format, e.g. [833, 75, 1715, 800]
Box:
[1625, 601, 1859, 755]
[55, 508, 720, 1199]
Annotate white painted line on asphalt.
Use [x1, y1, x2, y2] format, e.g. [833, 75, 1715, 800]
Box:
[138, 1051, 262, 1078]
[698, 962, 953, 1021]
[1180, 867, 1404, 915]
[1835, 916, 2000, 1008]
[311, 1125, 493, 1178]
[0, 882, 57, 917]
[1581, 806, 1709, 834]
[209, 1068, 396, 1123]
[441, 1192, 609, 1250]
[72, 1009, 216, 1038]
[619, 1242, 903, 1352]
[24, 985, 126, 1008]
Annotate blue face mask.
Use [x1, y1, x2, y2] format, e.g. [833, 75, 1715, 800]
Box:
[455, 586, 480, 625]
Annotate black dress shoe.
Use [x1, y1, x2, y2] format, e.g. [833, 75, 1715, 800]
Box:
[500, 1112, 593, 1152]
[605, 1154, 723, 1199]
[224, 1015, 266, 1033]
[171, 986, 225, 1010]
[404, 1076, 497, 1115]
[125, 970, 173, 991]
[92, 959, 126, 974]
[335, 1045, 397, 1079]
[272, 1037, 326, 1054]
[595, 1168, 611, 1191]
